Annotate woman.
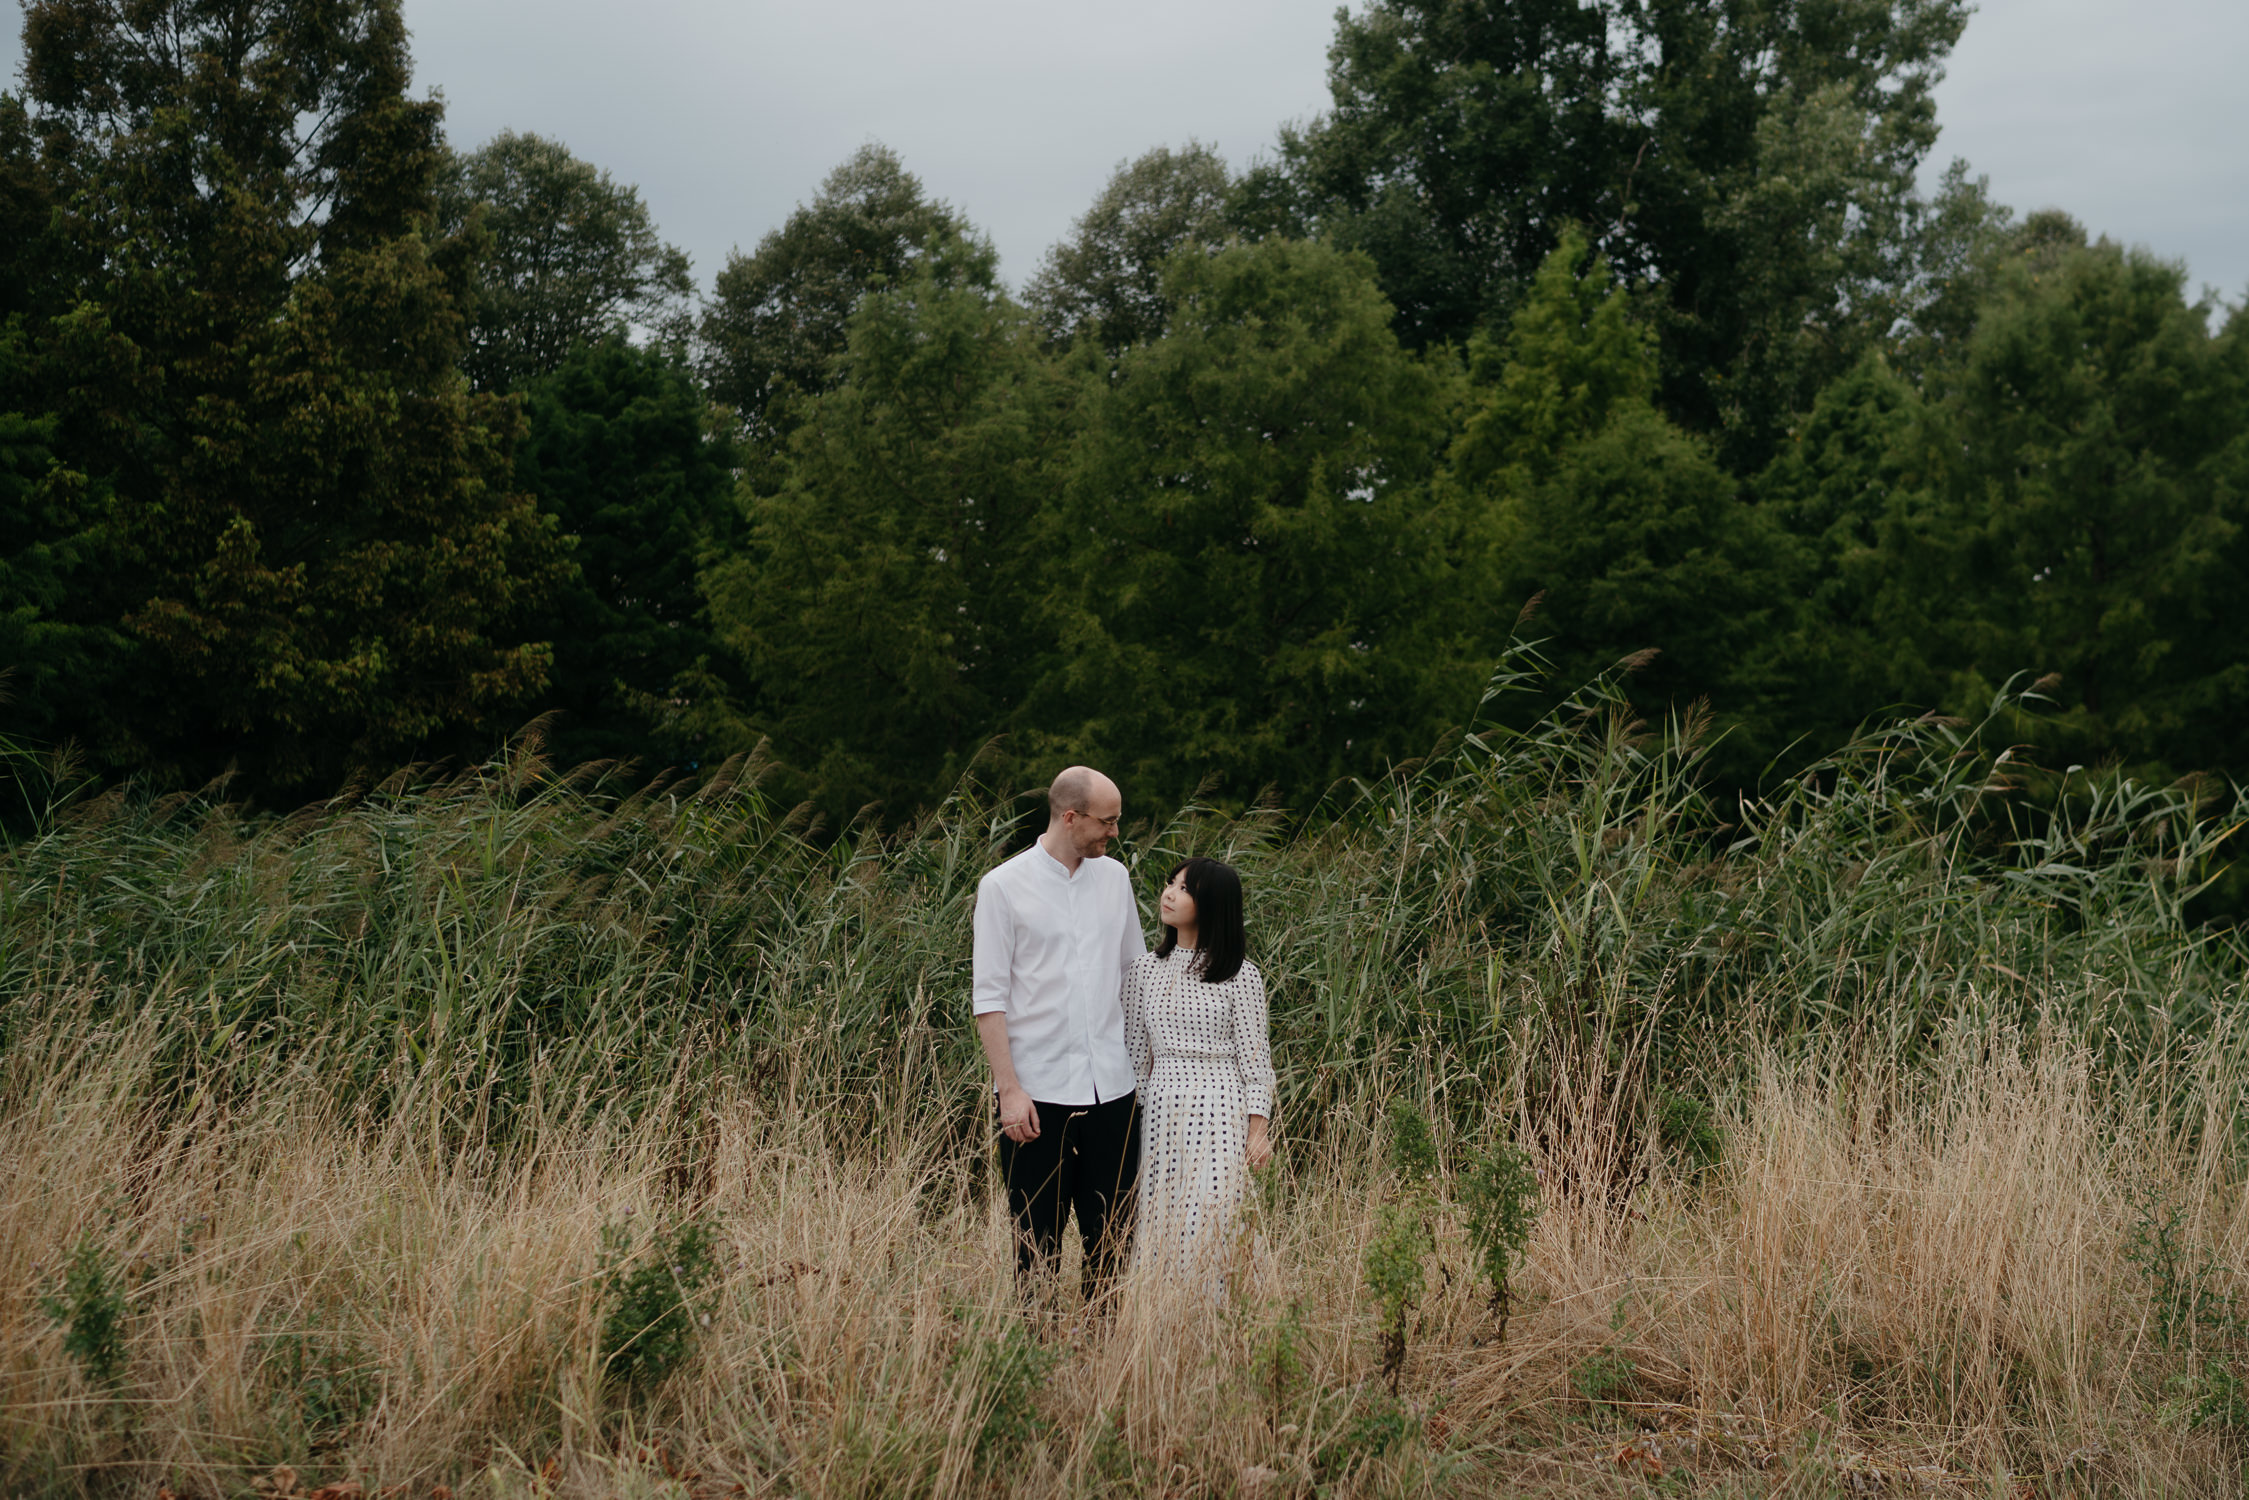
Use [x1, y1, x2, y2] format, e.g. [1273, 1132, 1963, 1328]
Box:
[1122, 856, 1275, 1274]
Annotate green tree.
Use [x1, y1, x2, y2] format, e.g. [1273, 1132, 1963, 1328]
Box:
[0, 341, 121, 750]
[513, 340, 738, 768]
[1460, 235, 1786, 770]
[700, 248, 1073, 822]
[17, 0, 565, 792]
[1048, 238, 1463, 810]
[1024, 142, 1232, 352]
[439, 130, 693, 393]
[1918, 228, 2248, 775]
[1752, 351, 1944, 751]
[1260, 0, 1973, 468]
[1, 94, 122, 755]
[699, 144, 991, 439]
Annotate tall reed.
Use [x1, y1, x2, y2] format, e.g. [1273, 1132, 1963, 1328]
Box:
[3, 655, 2244, 1494]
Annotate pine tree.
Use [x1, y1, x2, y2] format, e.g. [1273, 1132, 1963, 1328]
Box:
[17, 0, 565, 791]
[1050, 237, 1463, 809]
[1459, 234, 1787, 773]
[514, 340, 738, 769]
[1922, 229, 2246, 776]
[700, 245, 1071, 822]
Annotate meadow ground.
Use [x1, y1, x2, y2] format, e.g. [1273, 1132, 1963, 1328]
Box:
[5, 679, 2248, 1495]
[7, 1004, 2249, 1497]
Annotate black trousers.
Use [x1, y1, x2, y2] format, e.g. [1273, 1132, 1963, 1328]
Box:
[995, 1090, 1140, 1302]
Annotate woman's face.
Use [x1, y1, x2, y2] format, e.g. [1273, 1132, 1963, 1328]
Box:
[1159, 870, 1198, 934]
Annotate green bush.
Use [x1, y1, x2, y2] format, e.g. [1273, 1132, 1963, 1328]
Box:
[1459, 1139, 1540, 1341]
[597, 1214, 720, 1396]
[948, 1311, 1058, 1470]
[39, 1232, 128, 1392]
[1366, 1101, 1438, 1391]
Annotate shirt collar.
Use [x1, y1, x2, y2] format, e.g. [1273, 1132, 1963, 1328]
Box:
[1034, 839, 1086, 881]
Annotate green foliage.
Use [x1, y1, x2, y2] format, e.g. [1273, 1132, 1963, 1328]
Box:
[440, 130, 694, 393]
[0, 333, 124, 756]
[1568, 1348, 1638, 1415]
[2179, 1358, 2249, 1432]
[1366, 1101, 1437, 1391]
[1364, 1210, 1426, 1392]
[1462, 236, 1789, 779]
[1385, 1099, 1438, 1188]
[1655, 1091, 1723, 1177]
[1312, 1385, 1422, 1485]
[1913, 228, 2249, 780]
[513, 339, 738, 767]
[1458, 1139, 1539, 1338]
[1268, 0, 1973, 466]
[15, 0, 566, 793]
[1754, 349, 1940, 752]
[1255, 1299, 1309, 1433]
[1024, 142, 1233, 352]
[39, 1231, 128, 1391]
[260, 1326, 378, 1450]
[700, 144, 992, 438]
[700, 255, 1070, 821]
[948, 1310, 1058, 1470]
[1052, 236, 1466, 809]
[2123, 1184, 2245, 1352]
[597, 1214, 719, 1396]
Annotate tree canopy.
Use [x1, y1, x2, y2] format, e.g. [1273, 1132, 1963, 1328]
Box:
[441, 130, 694, 393]
[6, 0, 2248, 860]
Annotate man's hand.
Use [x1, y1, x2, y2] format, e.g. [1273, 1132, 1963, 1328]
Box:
[1247, 1115, 1273, 1170]
[998, 1084, 1041, 1144]
[976, 1013, 1038, 1144]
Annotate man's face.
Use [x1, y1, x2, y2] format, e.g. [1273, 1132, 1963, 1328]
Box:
[1062, 788, 1123, 860]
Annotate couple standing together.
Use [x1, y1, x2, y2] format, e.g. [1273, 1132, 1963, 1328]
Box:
[971, 765, 1275, 1304]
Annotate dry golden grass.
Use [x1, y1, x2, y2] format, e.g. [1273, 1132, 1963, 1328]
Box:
[5, 1006, 2247, 1499]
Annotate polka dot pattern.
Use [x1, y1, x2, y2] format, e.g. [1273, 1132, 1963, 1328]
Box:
[1121, 947, 1275, 1271]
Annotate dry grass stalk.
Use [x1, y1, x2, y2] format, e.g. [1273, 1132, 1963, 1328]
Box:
[5, 1013, 2245, 1498]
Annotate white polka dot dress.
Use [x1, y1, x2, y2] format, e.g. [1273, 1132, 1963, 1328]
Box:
[1122, 947, 1275, 1273]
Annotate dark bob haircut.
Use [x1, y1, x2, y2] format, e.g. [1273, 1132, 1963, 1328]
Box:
[1154, 856, 1248, 984]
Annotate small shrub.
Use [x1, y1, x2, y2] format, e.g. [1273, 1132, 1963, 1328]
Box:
[2123, 1183, 2244, 1350]
[1083, 1406, 1141, 1492]
[2175, 1356, 2249, 1431]
[1656, 1090, 1723, 1176]
[261, 1327, 378, 1450]
[1569, 1300, 1640, 1418]
[1569, 1349, 1638, 1414]
[1385, 1098, 1438, 1188]
[1314, 1386, 1420, 1485]
[597, 1213, 719, 1395]
[1458, 1139, 1539, 1343]
[39, 1231, 128, 1391]
[949, 1312, 1058, 1470]
[1364, 1100, 1440, 1392]
[1256, 1299, 1308, 1433]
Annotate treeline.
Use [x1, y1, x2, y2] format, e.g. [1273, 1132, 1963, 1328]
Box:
[5, 0, 2247, 827]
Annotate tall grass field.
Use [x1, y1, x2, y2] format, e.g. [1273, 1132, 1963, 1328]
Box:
[5, 662, 2247, 1497]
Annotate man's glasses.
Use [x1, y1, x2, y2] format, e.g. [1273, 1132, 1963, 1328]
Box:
[1068, 811, 1121, 832]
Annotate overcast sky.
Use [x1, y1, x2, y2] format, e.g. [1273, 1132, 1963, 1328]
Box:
[8, 1, 2246, 305]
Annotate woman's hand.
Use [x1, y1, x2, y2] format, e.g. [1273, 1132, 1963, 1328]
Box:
[1247, 1115, 1273, 1171]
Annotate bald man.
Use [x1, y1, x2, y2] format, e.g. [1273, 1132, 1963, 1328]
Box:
[970, 766, 1146, 1304]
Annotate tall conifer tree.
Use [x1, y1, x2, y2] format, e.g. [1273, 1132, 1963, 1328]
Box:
[16, 0, 564, 790]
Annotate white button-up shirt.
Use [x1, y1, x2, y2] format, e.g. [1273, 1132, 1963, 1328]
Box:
[971, 841, 1146, 1106]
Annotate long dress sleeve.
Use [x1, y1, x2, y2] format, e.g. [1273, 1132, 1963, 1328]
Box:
[1122, 958, 1152, 1090]
[1231, 964, 1275, 1121]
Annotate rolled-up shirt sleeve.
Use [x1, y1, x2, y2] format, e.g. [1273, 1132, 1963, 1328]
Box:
[971, 876, 1013, 1017]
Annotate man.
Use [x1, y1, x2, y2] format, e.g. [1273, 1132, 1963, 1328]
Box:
[971, 765, 1145, 1304]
